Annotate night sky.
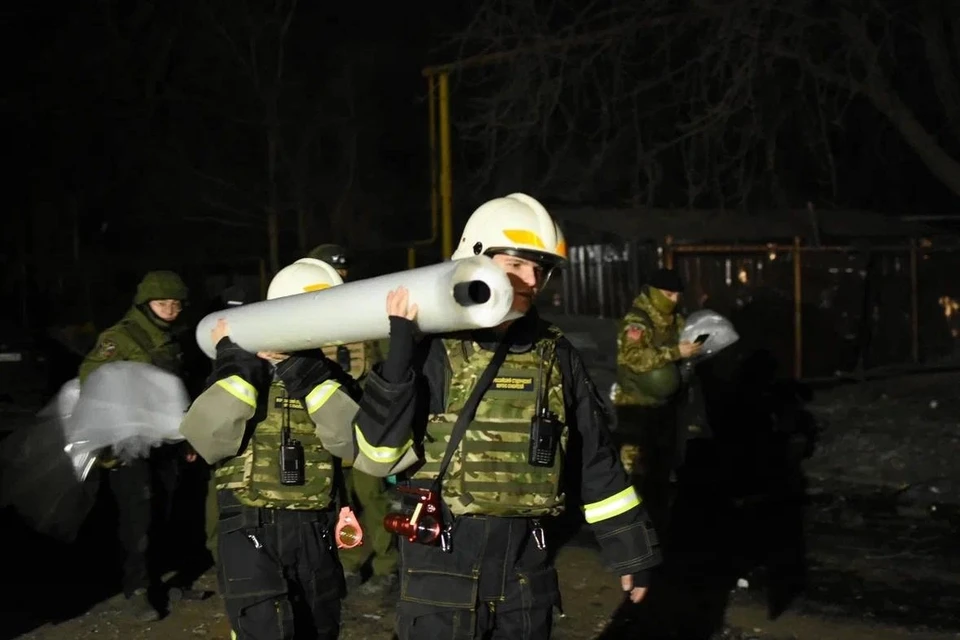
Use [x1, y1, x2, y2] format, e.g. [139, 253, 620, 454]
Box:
[2, 1, 958, 330]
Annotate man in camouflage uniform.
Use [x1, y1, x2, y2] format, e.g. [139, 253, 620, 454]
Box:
[179, 258, 361, 640]
[79, 270, 192, 622]
[613, 268, 702, 533]
[350, 194, 662, 640]
[307, 243, 399, 597]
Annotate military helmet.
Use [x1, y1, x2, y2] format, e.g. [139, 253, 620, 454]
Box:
[267, 258, 344, 300]
[633, 364, 681, 402]
[306, 244, 349, 270]
[451, 193, 567, 267]
[134, 270, 189, 304]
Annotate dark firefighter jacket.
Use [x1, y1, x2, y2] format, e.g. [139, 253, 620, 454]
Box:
[179, 338, 362, 468]
[352, 310, 662, 581]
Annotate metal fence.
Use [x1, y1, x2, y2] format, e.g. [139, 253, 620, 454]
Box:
[549, 237, 960, 380]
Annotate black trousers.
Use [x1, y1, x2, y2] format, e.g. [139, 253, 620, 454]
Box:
[396, 515, 559, 640]
[104, 445, 180, 597]
[216, 491, 344, 640]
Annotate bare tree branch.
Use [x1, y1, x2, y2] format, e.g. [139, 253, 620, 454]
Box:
[445, 0, 960, 208]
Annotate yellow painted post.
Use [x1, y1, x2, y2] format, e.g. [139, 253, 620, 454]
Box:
[409, 72, 442, 267]
[439, 72, 453, 258]
[793, 236, 803, 379]
[428, 72, 439, 249]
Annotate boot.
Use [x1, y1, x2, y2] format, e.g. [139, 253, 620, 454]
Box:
[126, 588, 160, 622]
[343, 569, 363, 593]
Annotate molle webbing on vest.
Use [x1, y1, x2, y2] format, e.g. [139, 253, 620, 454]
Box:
[215, 380, 334, 510]
[415, 330, 568, 517]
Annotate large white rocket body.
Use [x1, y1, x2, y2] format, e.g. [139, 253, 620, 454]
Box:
[195, 256, 518, 358]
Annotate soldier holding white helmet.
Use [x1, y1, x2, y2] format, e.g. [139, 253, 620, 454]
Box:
[180, 258, 361, 640]
[352, 194, 663, 640]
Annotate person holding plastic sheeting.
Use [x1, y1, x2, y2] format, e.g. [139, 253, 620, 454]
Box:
[78, 270, 193, 622]
[179, 258, 363, 640]
[352, 194, 662, 640]
[612, 268, 702, 535]
[309, 242, 398, 598]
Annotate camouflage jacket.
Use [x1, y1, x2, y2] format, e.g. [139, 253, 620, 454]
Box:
[614, 288, 683, 406]
[353, 310, 662, 579]
[78, 306, 183, 467]
[79, 306, 182, 385]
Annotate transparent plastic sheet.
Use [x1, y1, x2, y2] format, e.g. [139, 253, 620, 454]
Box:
[68, 361, 190, 463]
[0, 380, 98, 542]
[0, 362, 190, 541]
[681, 309, 740, 361]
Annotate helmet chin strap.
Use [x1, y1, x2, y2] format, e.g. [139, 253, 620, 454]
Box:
[540, 265, 558, 290]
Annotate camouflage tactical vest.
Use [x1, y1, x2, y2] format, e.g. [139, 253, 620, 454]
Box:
[215, 380, 334, 510]
[414, 329, 568, 517]
[322, 342, 368, 380]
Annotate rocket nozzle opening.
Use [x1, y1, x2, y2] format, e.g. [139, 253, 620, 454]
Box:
[453, 281, 491, 306]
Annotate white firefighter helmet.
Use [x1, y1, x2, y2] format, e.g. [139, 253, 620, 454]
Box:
[267, 258, 344, 300]
[450, 193, 568, 267]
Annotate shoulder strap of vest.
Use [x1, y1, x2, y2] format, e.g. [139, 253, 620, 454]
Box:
[443, 338, 470, 375]
[535, 337, 560, 417]
[123, 318, 155, 355]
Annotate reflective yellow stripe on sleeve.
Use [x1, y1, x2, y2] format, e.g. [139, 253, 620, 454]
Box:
[583, 486, 641, 524]
[354, 424, 413, 465]
[215, 375, 258, 409]
[305, 379, 341, 413]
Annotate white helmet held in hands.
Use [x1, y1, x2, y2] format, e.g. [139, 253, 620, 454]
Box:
[267, 258, 344, 300]
[451, 193, 568, 267]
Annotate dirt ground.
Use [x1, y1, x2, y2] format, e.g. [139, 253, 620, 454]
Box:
[7, 537, 959, 640]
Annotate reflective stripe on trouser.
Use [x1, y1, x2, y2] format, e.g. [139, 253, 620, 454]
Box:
[395, 515, 560, 640]
[216, 491, 343, 640]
